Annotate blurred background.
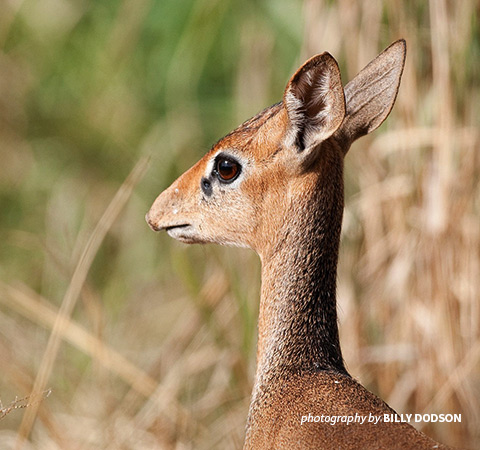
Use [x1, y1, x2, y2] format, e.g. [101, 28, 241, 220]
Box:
[0, 0, 479, 448]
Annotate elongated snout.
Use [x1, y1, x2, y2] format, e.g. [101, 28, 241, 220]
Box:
[146, 182, 184, 231]
[145, 211, 161, 231]
[145, 160, 211, 243]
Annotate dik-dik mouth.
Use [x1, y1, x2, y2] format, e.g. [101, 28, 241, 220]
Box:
[165, 223, 190, 234]
[145, 213, 188, 232]
[164, 224, 197, 243]
[146, 212, 198, 243]
[165, 224, 190, 231]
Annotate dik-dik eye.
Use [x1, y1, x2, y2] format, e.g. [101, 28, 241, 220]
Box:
[214, 155, 241, 183]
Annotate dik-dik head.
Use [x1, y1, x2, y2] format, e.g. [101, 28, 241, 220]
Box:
[146, 40, 406, 256]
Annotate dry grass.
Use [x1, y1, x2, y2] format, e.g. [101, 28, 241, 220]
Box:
[0, 0, 478, 449]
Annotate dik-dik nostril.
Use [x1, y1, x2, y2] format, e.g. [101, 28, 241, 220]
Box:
[145, 212, 160, 231]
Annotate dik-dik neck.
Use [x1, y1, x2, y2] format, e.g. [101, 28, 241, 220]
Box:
[255, 149, 347, 385]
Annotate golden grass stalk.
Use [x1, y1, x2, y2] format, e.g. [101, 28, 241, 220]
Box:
[15, 156, 150, 446]
[0, 282, 158, 398]
[0, 390, 51, 421]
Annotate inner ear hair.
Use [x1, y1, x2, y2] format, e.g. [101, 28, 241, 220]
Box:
[283, 52, 345, 153]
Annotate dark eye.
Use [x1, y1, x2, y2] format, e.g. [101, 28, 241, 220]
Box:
[215, 157, 241, 183]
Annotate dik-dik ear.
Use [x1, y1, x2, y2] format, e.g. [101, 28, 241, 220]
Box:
[335, 39, 406, 153]
[283, 52, 345, 154]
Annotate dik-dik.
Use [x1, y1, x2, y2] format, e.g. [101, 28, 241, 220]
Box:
[147, 40, 450, 449]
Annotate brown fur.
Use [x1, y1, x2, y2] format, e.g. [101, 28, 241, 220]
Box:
[147, 40, 452, 449]
[246, 372, 448, 449]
